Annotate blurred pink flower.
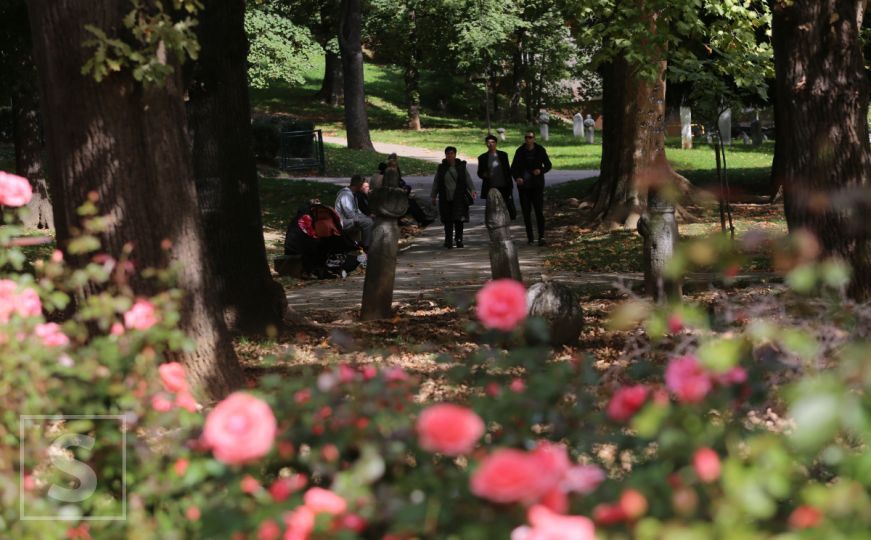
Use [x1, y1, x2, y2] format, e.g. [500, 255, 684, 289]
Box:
[151, 394, 173, 412]
[665, 356, 712, 404]
[693, 448, 721, 483]
[159, 362, 188, 394]
[173, 458, 188, 477]
[16, 287, 42, 318]
[283, 506, 315, 540]
[269, 474, 306, 502]
[303, 487, 347, 515]
[0, 171, 33, 207]
[561, 465, 606, 495]
[110, 322, 125, 336]
[416, 404, 485, 456]
[203, 392, 276, 465]
[606, 385, 648, 422]
[471, 449, 545, 504]
[512, 505, 596, 540]
[241, 475, 261, 494]
[510, 378, 526, 393]
[175, 392, 199, 412]
[124, 299, 159, 330]
[475, 279, 527, 331]
[257, 519, 281, 540]
[715, 366, 748, 385]
[789, 505, 823, 529]
[35, 323, 69, 347]
[530, 442, 571, 493]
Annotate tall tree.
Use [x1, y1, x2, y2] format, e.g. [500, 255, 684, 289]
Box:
[339, 0, 375, 150]
[772, 0, 871, 300]
[187, 0, 286, 333]
[404, 0, 421, 130]
[27, 0, 243, 400]
[316, 0, 344, 105]
[1, 0, 52, 229]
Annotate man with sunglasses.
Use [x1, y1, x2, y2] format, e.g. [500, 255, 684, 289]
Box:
[510, 130, 552, 245]
[477, 134, 517, 220]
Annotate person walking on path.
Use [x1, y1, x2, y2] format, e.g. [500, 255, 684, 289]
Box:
[431, 146, 477, 249]
[335, 174, 374, 249]
[511, 130, 552, 245]
[477, 134, 517, 220]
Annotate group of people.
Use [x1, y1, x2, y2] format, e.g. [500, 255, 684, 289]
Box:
[432, 129, 552, 248]
[285, 129, 553, 278]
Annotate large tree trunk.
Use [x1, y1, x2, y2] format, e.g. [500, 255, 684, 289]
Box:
[28, 0, 243, 400]
[10, 34, 52, 229]
[404, 1, 421, 131]
[314, 0, 343, 106]
[187, 0, 285, 333]
[772, 0, 871, 300]
[317, 50, 344, 106]
[339, 0, 375, 150]
[587, 53, 692, 230]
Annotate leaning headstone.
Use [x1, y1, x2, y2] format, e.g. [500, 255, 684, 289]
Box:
[637, 189, 682, 303]
[485, 189, 521, 281]
[718, 108, 732, 146]
[741, 131, 751, 145]
[496, 127, 506, 141]
[360, 169, 408, 321]
[539, 110, 550, 141]
[526, 281, 584, 346]
[573, 113, 584, 137]
[584, 114, 595, 144]
[680, 106, 693, 149]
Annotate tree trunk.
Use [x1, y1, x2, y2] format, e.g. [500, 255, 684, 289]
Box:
[587, 53, 692, 230]
[772, 0, 871, 300]
[187, 0, 285, 333]
[317, 50, 344, 106]
[339, 0, 375, 150]
[404, 2, 421, 131]
[509, 37, 523, 122]
[11, 46, 52, 229]
[28, 0, 243, 400]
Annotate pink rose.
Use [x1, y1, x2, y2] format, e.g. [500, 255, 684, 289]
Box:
[110, 322, 125, 336]
[561, 465, 606, 495]
[715, 366, 748, 385]
[789, 505, 823, 529]
[476, 279, 527, 331]
[529, 442, 571, 494]
[15, 287, 42, 318]
[203, 392, 277, 465]
[619, 489, 648, 520]
[158, 362, 188, 393]
[606, 385, 648, 422]
[510, 378, 526, 393]
[257, 519, 281, 540]
[665, 356, 712, 404]
[471, 449, 546, 504]
[0, 171, 33, 207]
[173, 458, 188, 477]
[416, 404, 485, 456]
[693, 448, 721, 483]
[151, 393, 174, 412]
[283, 506, 315, 539]
[512, 505, 596, 540]
[35, 323, 69, 347]
[538, 488, 568, 514]
[175, 392, 199, 412]
[241, 475, 261, 494]
[270, 474, 306, 502]
[303, 487, 347, 515]
[124, 298, 159, 330]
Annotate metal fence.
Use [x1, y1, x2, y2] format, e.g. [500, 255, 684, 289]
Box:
[278, 129, 325, 174]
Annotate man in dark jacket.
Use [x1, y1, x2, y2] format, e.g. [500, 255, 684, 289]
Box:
[477, 134, 517, 220]
[510, 130, 552, 245]
[431, 147, 477, 248]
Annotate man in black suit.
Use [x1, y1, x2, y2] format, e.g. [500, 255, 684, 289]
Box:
[477, 134, 517, 220]
[510, 130, 552, 246]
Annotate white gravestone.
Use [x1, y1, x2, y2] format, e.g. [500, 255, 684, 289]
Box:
[584, 114, 595, 144]
[741, 131, 750, 145]
[718, 108, 732, 146]
[680, 106, 692, 149]
[539, 110, 550, 141]
[573, 113, 584, 137]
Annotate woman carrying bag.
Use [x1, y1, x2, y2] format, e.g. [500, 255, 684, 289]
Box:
[431, 146, 477, 248]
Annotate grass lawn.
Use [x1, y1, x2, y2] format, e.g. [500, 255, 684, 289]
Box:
[320, 143, 436, 177]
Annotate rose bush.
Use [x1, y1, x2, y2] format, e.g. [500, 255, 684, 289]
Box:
[3, 170, 871, 539]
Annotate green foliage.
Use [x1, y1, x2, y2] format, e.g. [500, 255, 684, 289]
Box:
[82, 0, 202, 84]
[245, 4, 319, 89]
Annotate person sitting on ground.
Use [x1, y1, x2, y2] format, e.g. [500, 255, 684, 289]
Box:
[335, 174, 373, 249]
[431, 146, 477, 249]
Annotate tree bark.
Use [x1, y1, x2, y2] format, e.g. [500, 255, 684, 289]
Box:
[587, 53, 692, 230]
[772, 0, 871, 300]
[404, 2, 421, 131]
[187, 0, 285, 333]
[10, 34, 52, 229]
[28, 0, 243, 400]
[318, 50, 344, 106]
[339, 0, 375, 150]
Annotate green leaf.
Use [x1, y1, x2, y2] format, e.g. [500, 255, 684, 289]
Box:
[697, 337, 744, 373]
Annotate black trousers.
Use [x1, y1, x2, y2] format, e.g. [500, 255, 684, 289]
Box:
[518, 186, 544, 241]
[443, 221, 464, 243]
